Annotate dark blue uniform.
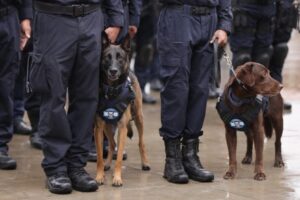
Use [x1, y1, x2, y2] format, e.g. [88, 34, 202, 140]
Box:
[0, 0, 32, 154]
[157, 0, 232, 139]
[230, 0, 276, 67]
[31, 0, 123, 177]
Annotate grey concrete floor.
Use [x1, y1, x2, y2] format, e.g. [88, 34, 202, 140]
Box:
[1, 32, 300, 200]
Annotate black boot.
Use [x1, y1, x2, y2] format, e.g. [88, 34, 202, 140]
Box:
[27, 109, 42, 150]
[0, 152, 17, 170]
[182, 138, 214, 182]
[163, 138, 189, 184]
[46, 172, 72, 194]
[13, 117, 32, 135]
[68, 168, 98, 192]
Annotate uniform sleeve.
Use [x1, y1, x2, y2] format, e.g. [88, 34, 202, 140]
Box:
[18, 0, 33, 20]
[103, 0, 125, 27]
[217, 0, 233, 34]
[128, 0, 142, 27]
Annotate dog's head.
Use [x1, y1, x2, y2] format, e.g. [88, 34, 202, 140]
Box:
[234, 62, 283, 96]
[101, 34, 131, 82]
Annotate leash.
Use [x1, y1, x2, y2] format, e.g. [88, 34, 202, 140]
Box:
[222, 50, 248, 91]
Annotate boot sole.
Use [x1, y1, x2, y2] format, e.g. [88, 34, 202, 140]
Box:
[72, 184, 98, 192]
[163, 175, 189, 184]
[188, 174, 214, 182]
[0, 162, 17, 170]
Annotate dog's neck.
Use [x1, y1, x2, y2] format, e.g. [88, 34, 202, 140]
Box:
[225, 80, 256, 108]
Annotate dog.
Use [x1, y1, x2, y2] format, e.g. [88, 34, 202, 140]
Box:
[94, 35, 150, 187]
[216, 62, 284, 181]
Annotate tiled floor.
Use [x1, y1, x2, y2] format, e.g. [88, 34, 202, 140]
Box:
[1, 32, 299, 200]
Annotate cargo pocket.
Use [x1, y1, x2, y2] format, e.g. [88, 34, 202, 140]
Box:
[158, 39, 188, 81]
[29, 53, 50, 94]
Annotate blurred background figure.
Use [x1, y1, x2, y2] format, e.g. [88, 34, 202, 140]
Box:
[269, 0, 299, 111]
[134, 0, 161, 104]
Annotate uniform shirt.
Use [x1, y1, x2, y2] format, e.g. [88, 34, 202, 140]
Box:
[0, 0, 32, 20]
[159, 0, 232, 34]
[36, 0, 124, 27]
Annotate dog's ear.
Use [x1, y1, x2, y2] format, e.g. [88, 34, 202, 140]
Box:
[121, 34, 131, 52]
[102, 33, 110, 50]
[238, 63, 255, 87]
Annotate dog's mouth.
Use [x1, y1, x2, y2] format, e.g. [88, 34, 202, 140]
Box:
[108, 74, 119, 81]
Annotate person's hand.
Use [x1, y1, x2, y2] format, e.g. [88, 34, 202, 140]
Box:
[104, 27, 121, 44]
[20, 19, 31, 50]
[210, 29, 228, 47]
[128, 25, 138, 39]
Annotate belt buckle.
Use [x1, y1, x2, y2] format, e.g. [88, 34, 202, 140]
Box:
[72, 4, 85, 17]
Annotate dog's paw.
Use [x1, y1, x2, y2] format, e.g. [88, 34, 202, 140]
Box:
[241, 156, 252, 165]
[223, 171, 235, 180]
[96, 174, 105, 185]
[112, 177, 123, 187]
[104, 165, 111, 171]
[274, 159, 285, 168]
[254, 172, 266, 181]
[142, 164, 151, 171]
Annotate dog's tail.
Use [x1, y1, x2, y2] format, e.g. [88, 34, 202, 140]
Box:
[264, 116, 273, 138]
[127, 121, 134, 139]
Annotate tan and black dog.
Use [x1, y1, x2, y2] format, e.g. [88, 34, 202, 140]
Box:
[216, 62, 284, 181]
[94, 35, 150, 187]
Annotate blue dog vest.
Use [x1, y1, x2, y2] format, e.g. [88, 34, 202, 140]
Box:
[98, 78, 135, 124]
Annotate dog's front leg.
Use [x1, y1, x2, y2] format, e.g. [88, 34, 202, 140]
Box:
[253, 114, 266, 181]
[94, 117, 105, 185]
[112, 113, 129, 187]
[224, 126, 238, 180]
[104, 125, 116, 171]
[242, 131, 253, 164]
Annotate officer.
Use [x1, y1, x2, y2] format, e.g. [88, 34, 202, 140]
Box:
[269, 0, 298, 111]
[157, 0, 232, 183]
[31, 0, 123, 194]
[0, 0, 32, 170]
[230, 0, 276, 68]
[88, 0, 142, 162]
[134, 0, 160, 104]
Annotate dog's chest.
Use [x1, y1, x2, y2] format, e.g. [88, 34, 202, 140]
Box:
[98, 78, 135, 124]
[216, 92, 268, 131]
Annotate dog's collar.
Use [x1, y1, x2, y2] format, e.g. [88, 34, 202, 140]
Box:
[101, 77, 131, 100]
[227, 87, 255, 107]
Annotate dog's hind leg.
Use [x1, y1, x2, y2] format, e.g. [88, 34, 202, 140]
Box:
[224, 126, 238, 180]
[272, 114, 284, 168]
[242, 131, 253, 164]
[94, 117, 105, 185]
[104, 125, 116, 171]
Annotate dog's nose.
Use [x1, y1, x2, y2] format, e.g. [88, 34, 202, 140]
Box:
[109, 69, 118, 76]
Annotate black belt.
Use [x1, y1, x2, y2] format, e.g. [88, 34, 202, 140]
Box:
[34, 1, 101, 17]
[165, 4, 212, 16]
[0, 6, 14, 18]
[238, 0, 275, 5]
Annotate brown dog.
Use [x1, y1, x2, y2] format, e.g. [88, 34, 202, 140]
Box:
[216, 62, 283, 181]
[94, 35, 150, 187]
